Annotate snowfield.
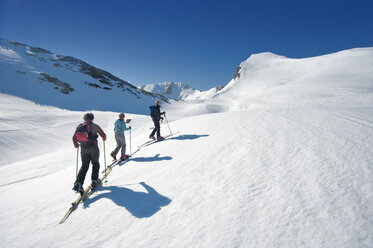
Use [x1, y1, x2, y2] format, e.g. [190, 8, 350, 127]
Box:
[1, 47, 373, 248]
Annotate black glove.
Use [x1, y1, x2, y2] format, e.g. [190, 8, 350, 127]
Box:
[162, 111, 166, 115]
[160, 117, 164, 121]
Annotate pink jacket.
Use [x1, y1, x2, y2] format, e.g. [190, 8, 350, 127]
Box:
[72, 122, 106, 147]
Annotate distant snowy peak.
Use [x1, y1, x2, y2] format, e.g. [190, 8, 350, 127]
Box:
[139, 81, 224, 100]
[139, 82, 193, 100]
[0, 38, 167, 113]
[182, 85, 225, 100]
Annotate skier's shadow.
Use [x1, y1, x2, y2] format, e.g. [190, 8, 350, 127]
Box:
[83, 182, 172, 218]
[129, 154, 172, 163]
[170, 134, 209, 140]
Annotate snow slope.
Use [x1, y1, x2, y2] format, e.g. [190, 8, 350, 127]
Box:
[1, 47, 373, 247]
[0, 39, 167, 114]
[220, 49, 373, 110]
[165, 48, 373, 118]
[1, 96, 373, 247]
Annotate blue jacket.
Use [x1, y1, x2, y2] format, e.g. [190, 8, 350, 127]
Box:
[114, 119, 130, 135]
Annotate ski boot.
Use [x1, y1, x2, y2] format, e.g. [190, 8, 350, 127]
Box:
[73, 182, 84, 195]
[91, 179, 99, 189]
[110, 152, 117, 161]
[120, 155, 129, 161]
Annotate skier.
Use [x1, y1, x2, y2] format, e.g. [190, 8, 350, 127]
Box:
[149, 100, 165, 141]
[72, 113, 106, 193]
[110, 113, 131, 161]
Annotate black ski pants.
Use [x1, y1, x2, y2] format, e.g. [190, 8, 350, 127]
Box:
[76, 144, 100, 185]
[150, 118, 161, 138]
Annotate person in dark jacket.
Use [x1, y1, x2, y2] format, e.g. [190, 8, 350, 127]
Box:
[72, 113, 106, 193]
[149, 100, 165, 141]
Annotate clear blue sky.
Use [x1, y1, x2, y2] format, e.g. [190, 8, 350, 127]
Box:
[1, 0, 372, 90]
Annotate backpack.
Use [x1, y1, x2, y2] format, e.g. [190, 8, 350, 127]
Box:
[75, 123, 98, 145]
[149, 105, 155, 117]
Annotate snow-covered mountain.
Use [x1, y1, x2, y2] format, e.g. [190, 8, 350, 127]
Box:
[1, 47, 373, 247]
[219, 49, 373, 109]
[0, 39, 167, 114]
[166, 48, 373, 117]
[139, 81, 224, 100]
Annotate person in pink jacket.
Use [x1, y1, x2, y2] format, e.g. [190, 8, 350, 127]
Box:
[72, 113, 106, 193]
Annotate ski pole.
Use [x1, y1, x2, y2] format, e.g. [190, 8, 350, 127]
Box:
[164, 114, 173, 136]
[103, 140, 108, 183]
[129, 127, 132, 155]
[76, 146, 79, 177]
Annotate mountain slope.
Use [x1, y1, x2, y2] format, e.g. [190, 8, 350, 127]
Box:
[0, 39, 167, 114]
[165, 48, 373, 118]
[219, 49, 373, 110]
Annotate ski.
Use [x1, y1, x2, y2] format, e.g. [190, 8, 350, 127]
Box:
[59, 184, 94, 224]
[82, 167, 113, 201]
[59, 167, 113, 224]
[101, 148, 140, 173]
[107, 159, 118, 169]
[107, 148, 140, 171]
[138, 132, 179, 148]
[101, 160, 120, 173]
[145, 132, 179, 146]
[97, 159, 118, 174]
[138, 139, 155, 147]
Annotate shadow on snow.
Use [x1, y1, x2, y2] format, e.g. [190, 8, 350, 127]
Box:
[128, 154, 172, 163]
[83, 182, 172, 218]
[169, 134, 209, 140]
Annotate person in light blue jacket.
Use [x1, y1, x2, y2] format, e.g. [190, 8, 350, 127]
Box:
[110, 113, 131, 161]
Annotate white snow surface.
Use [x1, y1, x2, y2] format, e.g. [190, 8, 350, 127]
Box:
[1, 47, 373, 248]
